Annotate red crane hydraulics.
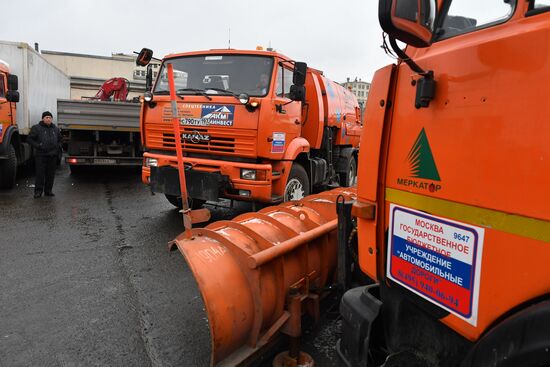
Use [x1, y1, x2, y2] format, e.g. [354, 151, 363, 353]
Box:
[94, 77, 129, 101]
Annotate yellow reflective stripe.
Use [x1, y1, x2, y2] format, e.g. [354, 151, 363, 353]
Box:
[386, 188, 550, 243]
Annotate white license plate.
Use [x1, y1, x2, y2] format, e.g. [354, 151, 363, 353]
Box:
[94, 158, 116, 164]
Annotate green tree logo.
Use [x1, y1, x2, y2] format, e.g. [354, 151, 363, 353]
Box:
[407, 128, 441, 181]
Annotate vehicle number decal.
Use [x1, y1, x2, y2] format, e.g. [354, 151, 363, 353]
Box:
[387, 204, 485, 325]
[271, 132, 285, 153]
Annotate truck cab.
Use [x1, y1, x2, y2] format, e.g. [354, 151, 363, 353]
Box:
[140, 49, 361, 208]
[0, 60, 20, 188]
[339, 1, 550, 366]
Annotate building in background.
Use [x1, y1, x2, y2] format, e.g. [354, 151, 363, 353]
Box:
[341, 77, 370, 120]
[41, 48, 161, 100]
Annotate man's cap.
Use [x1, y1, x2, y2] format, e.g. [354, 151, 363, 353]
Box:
[42, 111, 53, 119]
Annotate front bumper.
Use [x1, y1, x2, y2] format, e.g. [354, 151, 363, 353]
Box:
[142, 152, 282, 202]
[150, 165, 228, 202]
[66, 156, 142, 166]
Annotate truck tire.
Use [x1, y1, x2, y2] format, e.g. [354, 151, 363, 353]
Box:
[339, 155, 357, 187]
[284, 163, 310, 201]
[165, 194, 206, 210]
[0, 144, 17, 189]
[461, 300, 550, 367]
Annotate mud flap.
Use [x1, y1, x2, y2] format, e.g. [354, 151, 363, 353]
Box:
[150, 165, 227, 201]
[336, 284, 382, 367]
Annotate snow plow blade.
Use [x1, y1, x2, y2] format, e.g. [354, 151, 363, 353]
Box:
[172, 188, 356, 366]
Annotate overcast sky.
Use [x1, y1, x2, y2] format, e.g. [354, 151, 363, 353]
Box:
[3, 0, 394, 83]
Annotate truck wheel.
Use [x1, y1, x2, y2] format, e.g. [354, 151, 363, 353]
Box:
[461, 300, 550, 367]
[284, 163, 310, 201]
[165, 194, 206, 210]
[0, 144, 17, 189]
[339, 156, 357, 187]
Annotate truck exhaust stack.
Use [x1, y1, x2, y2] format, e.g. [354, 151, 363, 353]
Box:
[171, 188, 356, 366]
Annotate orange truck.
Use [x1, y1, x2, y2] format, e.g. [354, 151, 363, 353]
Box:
[0, 60, 20, 188]
[168, 0, 550, 366]
[139, 48, 361, 209]
[336, 1, 550, 366]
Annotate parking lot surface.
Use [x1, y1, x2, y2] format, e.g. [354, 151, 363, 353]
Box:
[1, 164, 340, 367]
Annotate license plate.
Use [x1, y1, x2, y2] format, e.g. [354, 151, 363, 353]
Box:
[94, 158, 116, 164]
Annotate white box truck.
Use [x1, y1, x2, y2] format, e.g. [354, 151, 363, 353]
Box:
[0, 40, 70, 188]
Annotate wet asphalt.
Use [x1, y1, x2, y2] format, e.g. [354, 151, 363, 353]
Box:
[0, 163, 341, 367]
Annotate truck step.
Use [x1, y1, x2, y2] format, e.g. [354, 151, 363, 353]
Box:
[271, 194, 283, 203]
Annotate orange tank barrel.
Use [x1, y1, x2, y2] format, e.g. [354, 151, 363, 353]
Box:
[173, 187, 356, 366]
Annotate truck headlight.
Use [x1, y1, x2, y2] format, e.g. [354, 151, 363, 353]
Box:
[144, 91, 153, 102]
[238, 93, 249, 105]
[240, 169, 256, 180]
[145, 157, 158, 167]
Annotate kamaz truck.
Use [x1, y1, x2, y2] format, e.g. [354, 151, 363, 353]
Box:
[139, 48, 362, 209]
[167, 1, 550, 366]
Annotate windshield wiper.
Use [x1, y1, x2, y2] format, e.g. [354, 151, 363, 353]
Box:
[205, 87, 234, 95]
[176, 88, 213, 101]
[204, 88, 243, 101]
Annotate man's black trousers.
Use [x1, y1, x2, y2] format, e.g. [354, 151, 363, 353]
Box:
[35, 155, 57, 194]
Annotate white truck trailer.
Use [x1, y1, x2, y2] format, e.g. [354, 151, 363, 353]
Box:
[0, 40, 70, 188]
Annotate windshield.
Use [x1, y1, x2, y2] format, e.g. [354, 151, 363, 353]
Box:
[154, 54, 274, 97]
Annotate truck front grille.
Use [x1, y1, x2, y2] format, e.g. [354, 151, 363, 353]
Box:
[146, 124, 257, 158]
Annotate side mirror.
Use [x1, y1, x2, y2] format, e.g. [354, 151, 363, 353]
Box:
[379, 0, 437, 48]
[136, 48, 153, 66]
[289, 85, 306, 103]
[6, 90, 20, 103]
[145, 64, 153, 91]
[7, 74, 18, 91]
[292, 62, 307, 86]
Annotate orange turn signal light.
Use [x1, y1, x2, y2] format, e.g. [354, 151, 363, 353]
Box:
[256, 170, 267, 181]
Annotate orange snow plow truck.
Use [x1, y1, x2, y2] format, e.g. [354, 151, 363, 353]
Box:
[139, 48, 361, 209]
[168, 0, 550, 366]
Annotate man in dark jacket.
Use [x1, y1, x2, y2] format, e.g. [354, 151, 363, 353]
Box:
[27, 111, 63, 198]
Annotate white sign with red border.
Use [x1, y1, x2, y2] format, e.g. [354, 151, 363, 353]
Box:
[387, 204, 485, 326]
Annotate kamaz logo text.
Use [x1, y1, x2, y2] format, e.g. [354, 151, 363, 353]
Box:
[182, 131, 210, 144]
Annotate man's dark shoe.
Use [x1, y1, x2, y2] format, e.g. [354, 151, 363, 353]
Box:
[44, 192, 55, 197]
[34, 193, 42, 198]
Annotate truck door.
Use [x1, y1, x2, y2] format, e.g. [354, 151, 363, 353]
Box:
[262, 63, 302, 157]
[384, 0, 550, 339]
[0, 73, 10, 141]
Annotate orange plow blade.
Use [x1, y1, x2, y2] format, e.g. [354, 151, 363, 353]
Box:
[173, 188, 356, 366]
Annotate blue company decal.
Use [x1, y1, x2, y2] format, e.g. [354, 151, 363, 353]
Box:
[387, 204, 484, 324]
[200, 105, 235, 126]
[180, 104, 235, 127]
